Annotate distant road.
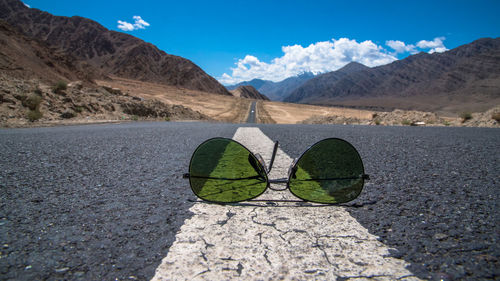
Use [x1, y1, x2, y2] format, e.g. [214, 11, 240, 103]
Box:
[0, 123, 498, 280]
[246, 101, 257, 123]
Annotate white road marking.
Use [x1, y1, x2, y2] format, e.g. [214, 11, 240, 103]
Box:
[152, 128, 420, 280]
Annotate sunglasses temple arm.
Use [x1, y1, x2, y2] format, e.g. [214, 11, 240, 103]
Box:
[267, 141, 279, 174]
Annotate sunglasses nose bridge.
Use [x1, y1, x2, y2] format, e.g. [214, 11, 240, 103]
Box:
[268, 177, 289, 191]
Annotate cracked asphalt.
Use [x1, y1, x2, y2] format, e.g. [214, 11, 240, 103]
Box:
[260, 124, 500, 280]
[153, 127, 418, 280]
[0, 122, 239, 280]
[1, 122, 499, 280]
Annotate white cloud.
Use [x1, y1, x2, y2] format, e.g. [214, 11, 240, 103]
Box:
[219, 38, 397, 85]
[117, 16, 150, 31]
[428, 47, 447, 54]
[416, 37, 448, 53]
[386, 40, 417, 54]
[117, 20, 135, 31]
[220, 36, 450, 85]
[23, 2, 30, 8]
[132, 16, 150, 29]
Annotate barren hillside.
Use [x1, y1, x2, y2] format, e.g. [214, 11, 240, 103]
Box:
[0, 0, 231, 95]
[230, 85, 270, 100]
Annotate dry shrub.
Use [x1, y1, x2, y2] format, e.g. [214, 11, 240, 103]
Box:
[27, 109, 42, 122]
[492, 112, 500, 123]
[52, 81, 67, 93]
[460, 112, 472, 123]
[22, 94, 42, 110]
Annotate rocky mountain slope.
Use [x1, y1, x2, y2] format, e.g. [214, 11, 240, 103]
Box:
[260, 72, 315, 101]
[230, 85, 269, 100]
[285, 38, 500, 113]
[0, 20, 100, 83]
[0, 0, 230, 96]
[226, 72, 315, 101]
[285, 62, 369, 103]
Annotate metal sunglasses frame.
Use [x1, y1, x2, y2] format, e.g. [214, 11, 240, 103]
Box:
[183, 137, 370, 204]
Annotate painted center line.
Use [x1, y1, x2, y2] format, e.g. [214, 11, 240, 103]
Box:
[152, 128, 420, 280]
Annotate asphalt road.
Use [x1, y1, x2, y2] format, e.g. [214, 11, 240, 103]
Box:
[246, 102, 256, 123]
[260, 124, 500, 280]
[1, 122, 499, 280]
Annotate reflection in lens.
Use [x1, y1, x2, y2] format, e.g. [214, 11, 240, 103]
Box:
[189, 138, 268, 203]
[289, 138, 365, 204]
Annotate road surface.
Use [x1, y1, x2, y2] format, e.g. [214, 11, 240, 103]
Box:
[246, 101, 257, 123]
[1, 122, 499, 280]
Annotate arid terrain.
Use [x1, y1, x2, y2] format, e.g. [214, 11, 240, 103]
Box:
[0, 75, 213, 128]
[97, 77, 252, 123]
[98, 78, 379, 124]
[230, 85, 270, 101]
[2, 73, 499, 128]
[68, 77, 500, 128]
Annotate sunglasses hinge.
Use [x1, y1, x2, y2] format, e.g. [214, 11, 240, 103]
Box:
[183, 173, 190, 179]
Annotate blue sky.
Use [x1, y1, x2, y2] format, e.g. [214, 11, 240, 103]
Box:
[24, 0, 500, 85]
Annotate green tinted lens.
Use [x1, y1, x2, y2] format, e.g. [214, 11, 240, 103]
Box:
[289, 138, 365, 204]
[189, 138, 268, 203]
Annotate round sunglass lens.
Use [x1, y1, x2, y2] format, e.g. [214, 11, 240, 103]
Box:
[289, 138, 365, 204]
[189, 138, 268, 203]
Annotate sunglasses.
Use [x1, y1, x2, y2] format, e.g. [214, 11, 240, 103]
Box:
[183, 138, 370, 204]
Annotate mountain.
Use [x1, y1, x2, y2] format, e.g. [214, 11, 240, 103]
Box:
[226, 79, 269, 91]
[0, 19, 100, 82]
[284, 63, 369, 103]
[260, 72, 315, 101]
[226, 72, 315, 101]
[284, 38, 500, 113]
[0, 0, 231, 96]
[230, 85, 270, 100]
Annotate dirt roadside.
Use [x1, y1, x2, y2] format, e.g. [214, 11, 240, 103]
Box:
[2, 76, 498, 128]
